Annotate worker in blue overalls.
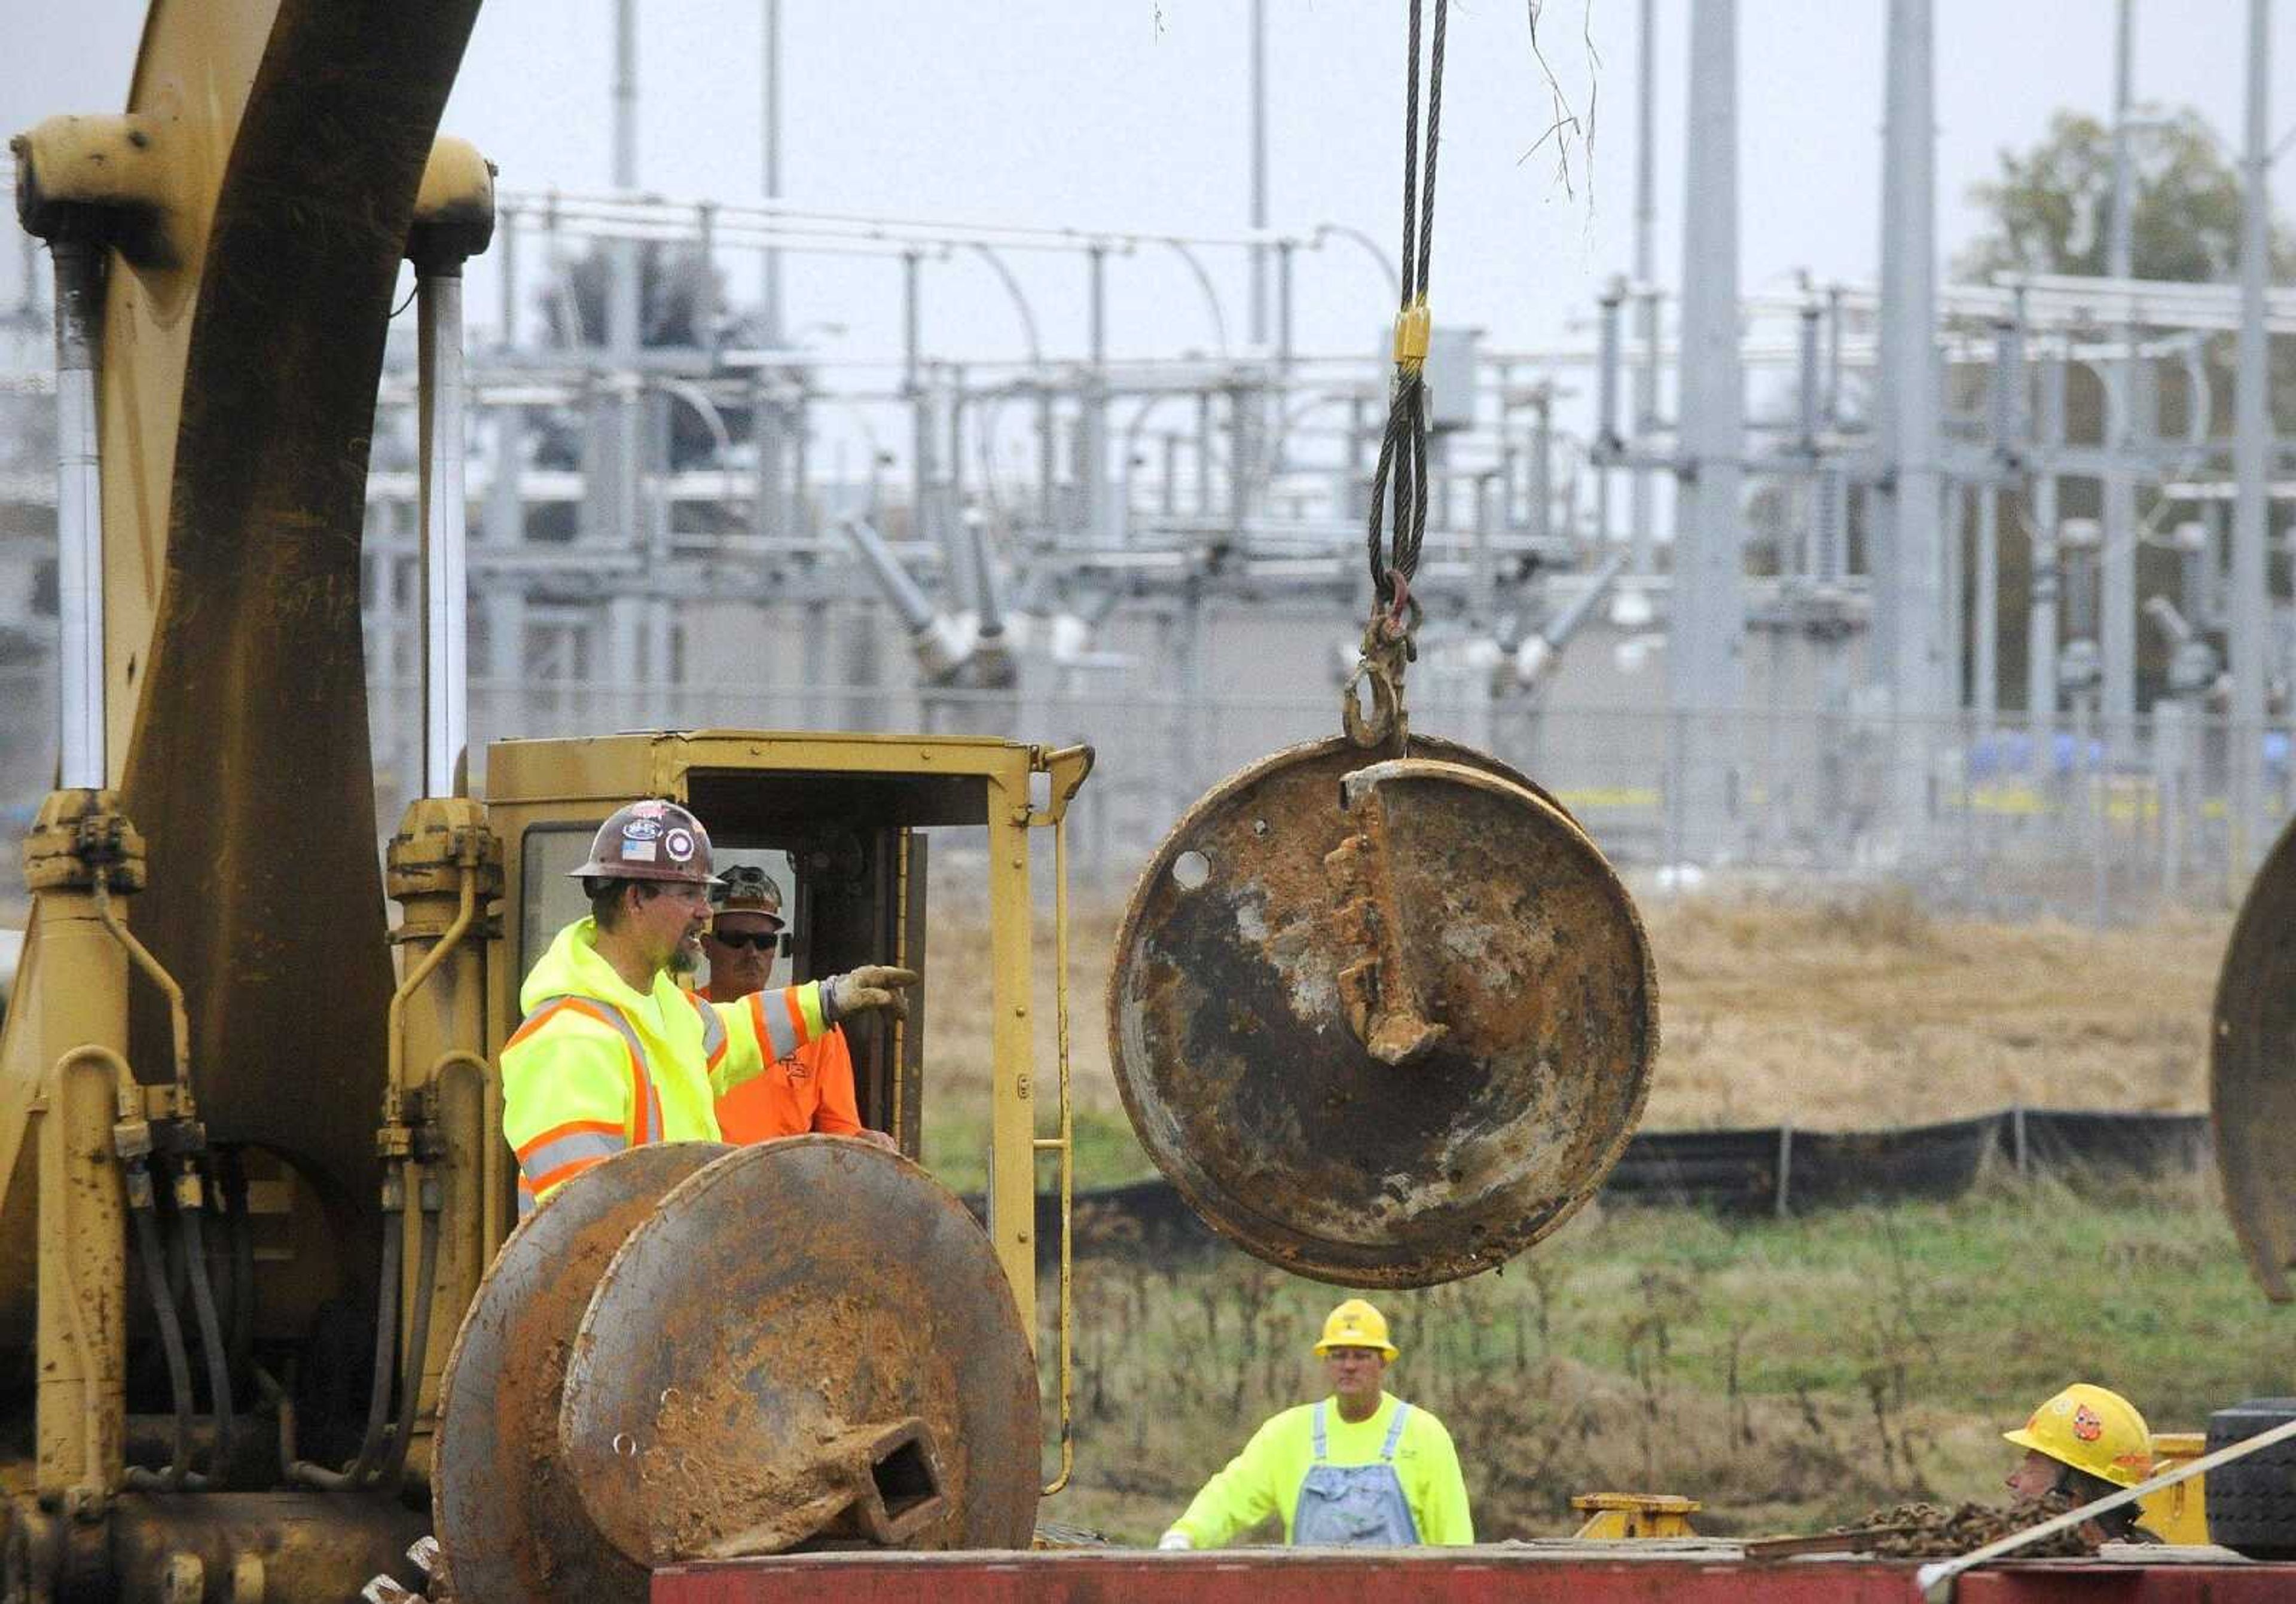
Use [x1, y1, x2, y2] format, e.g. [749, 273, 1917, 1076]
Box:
[1158, 1299, 1473, 1548]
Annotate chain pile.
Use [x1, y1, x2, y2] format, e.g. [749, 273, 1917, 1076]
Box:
[1834, 1494, 2098, 1560]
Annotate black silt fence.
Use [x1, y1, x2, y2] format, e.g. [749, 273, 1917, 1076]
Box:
[1001, 1107, 2213, 1267]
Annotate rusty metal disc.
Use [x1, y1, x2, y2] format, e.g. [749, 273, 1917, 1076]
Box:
[1110, 734, 1657, 1287]
[432, 1142, 731, 1603]
[2213, 812, 2296, 1302]
[558, 1136, 1040, 1565]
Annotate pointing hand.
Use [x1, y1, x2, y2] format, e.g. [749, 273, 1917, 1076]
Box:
[823, 965, 920, 1022]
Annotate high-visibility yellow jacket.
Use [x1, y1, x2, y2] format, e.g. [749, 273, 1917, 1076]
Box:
[1166, 1392, 1473, 1547]
[501, 916, 829, 1213]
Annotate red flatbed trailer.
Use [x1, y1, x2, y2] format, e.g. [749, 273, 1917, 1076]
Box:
[652, 1547, 2296, 1603]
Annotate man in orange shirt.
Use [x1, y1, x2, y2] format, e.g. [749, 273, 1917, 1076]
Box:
[703, 866, 898, 1150]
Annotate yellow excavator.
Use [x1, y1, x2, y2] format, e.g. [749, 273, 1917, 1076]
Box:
[0, 6, 1083, 1594]
[0, 5, 1659, 1599]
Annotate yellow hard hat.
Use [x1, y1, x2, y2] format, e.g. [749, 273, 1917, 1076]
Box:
[2003, 1383, 2154, 1488]
[1312, 1298, 1399, 1361]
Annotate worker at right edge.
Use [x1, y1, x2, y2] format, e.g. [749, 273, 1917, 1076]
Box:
[2003, 1383, 2162, 1544]
[1158, 1298, 1473, 1550]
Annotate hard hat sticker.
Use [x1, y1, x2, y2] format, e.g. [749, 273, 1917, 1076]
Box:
[664, 828, 695, 863]
[621, 839, 660, 861]
[624, 818, 662, 841]
[632, 800, 668, 820]
[2072, 1406, 2103, 1441]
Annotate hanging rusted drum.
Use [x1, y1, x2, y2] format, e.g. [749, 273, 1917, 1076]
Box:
[2213, 811, 2296, 1302]
[433, 1142, 732, 1604]
[558, 1137, 1040, 1566]
[1110, 734, 1657, 1287]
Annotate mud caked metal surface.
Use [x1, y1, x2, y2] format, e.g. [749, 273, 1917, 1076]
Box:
[433, 1142, 731, 1603]
[2213, 809, 2296, 1301]
[558, 1138, 1041, 1565]
[1109, 735, 1657, 1287]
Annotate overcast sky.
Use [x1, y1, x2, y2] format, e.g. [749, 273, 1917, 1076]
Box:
[6, 4, 2291, 387]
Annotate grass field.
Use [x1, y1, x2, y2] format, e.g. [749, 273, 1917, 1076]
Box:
[1042, 1171, 2292, 1544]
[904, 875, 2262, 1544]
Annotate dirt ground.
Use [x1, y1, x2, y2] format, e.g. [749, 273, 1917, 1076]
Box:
[1632, 887, 2225, 1129]
[923, 876, 2228, 1159]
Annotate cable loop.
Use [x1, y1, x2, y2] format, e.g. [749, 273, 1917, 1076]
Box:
[1351, 0, 1448, 746]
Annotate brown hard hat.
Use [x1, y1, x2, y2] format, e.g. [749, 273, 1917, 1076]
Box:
[567, 800, 722, 886]
[710, 864, 786, 930]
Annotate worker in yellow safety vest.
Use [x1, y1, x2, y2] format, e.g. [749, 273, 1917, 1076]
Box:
[1158, 1299, 1472, 1550]
[2003, 1383, 2161, 1544]
[501, 801, 915, 1215]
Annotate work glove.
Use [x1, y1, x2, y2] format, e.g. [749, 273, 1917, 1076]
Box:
[822, 966, 920, 1023]
[1157, 1532, 1192, 1551]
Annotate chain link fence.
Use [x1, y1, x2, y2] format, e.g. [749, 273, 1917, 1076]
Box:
[413, 678, 2283, 922]
[1, 634, 2281, 923]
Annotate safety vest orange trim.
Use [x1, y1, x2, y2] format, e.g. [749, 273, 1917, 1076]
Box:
[518, 1145, 619, 1199]
[514, 1117, 626, 1164]
[517, 1150, 615, 1209]
[516, 995, 664, 1146]
[567, 996, 662, 1146]
[506, 999, 571, 1051]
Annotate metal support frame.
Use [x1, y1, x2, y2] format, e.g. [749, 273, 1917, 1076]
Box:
[902, 250, 933, 548]
[480, 406, 527, 689]
[1973, 485, 1999, 738]
[1630, 0, 1660, 576]
[612, 0, 638, 191]
[2229, 0, 2274, 875]
[1528, 387, 1555, 548]
[2028, 351, 2066, 739]
[497, 203, 518, 348]
[1668, 0, 1747, 861]
[761, 0, 783, 347]
[1794, 301, 1822, 462]
[1596, 281, 1623, 452]
[2099, 0, 2141, 750]
[1085, 245, 1109, 546]
[1247, 0, 1268, 350]
[1877, 0, 1944, 837]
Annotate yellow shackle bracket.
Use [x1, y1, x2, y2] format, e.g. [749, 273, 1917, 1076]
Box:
[1391, 299, 1432, 371]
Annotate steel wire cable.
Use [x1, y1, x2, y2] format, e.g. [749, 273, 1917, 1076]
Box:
[1364, 0, 1449, 624]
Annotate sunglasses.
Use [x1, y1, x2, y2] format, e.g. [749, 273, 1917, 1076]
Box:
[709, 930, 785, 953]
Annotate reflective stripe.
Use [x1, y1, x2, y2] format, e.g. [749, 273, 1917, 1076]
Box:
[515, 1149, 618, 1217]
[517, 1125, 627, 1184]
[793, 983, 826, 1046]
[515, 1117, 625, 1160]
[689, 991, 728, 1072]
[750, 988, 800, 1061]
[738, 984, 826, 1064]
[1312, 1401, 1326, 1461]
[511, 1090, 637, 1219]
[520, 994, 662, 1146]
